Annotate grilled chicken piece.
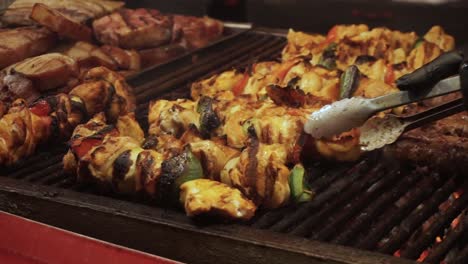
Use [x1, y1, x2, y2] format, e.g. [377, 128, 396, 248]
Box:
[0, 99, 52, 165]
[62, 41, 141, 72]
[173, 15, 223, 49]
[423, 26, 455, 52]
[30, 3, 92, 42]
[0, 67, 134, 166]
[78, 136, 165, 194]
[70, 67, 135, 121]
[282, 29, 326, 62]
[0, 27, 57, 69]
[92, 8, 173, 49]
[4, 53, 79, 92]
[188, 139, 240, 181]
[63, 112, 144, 173]
[2, 0, 124, 26]
[63, 113, 115, 173]
[180, 179, 256, 220]
[148, 99, 199, 138]
[220, 141, 291, 208]
[190, 61, 281, 100]
[280, 25, 453, 87]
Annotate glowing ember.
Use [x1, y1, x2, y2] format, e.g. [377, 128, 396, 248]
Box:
[393, 250, 401, 257]
[451, 214, 462, 229]
[453, 189, 463, 199]
[417, 249, 430, 262]
[436, 236, 443, 243]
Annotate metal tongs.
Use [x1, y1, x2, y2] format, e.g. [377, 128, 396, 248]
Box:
[304, 51, 468, 151]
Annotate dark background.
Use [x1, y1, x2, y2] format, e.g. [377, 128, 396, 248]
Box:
[128, 0, 468, 47]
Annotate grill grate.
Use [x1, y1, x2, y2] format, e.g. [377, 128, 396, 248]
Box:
[1, 29, 467, 264]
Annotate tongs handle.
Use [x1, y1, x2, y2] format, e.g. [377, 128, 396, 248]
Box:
[402, 60, 468, 131]
[403, 98, 465, 132]
[396, 51, 464, 91]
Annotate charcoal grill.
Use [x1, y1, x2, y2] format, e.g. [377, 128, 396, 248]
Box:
[1, 28, 467, 264]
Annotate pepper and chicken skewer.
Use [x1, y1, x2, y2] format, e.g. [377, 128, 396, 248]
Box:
[64, 110, 311, 218]
[63, 112, 257, 220]
[0, 66, 135, 166]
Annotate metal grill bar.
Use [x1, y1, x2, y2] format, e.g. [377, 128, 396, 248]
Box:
[378, 177, 460, 255]
[399, 188, 468, 259]
[134, 35, 284, 102]
[356, 175, 456, 251]
[311, 168, 406, 242]
[269, 159, 373, 232]
[332, 170, 435, 246]
[251, 166, 349, 229]
[423, 210, 468, 264]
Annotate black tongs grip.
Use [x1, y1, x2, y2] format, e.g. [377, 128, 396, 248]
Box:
[396, 51, 464, 91]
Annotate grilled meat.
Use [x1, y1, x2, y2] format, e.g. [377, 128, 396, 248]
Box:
[0, 27, 57, 69]
[173, 15, 224, 49]
[2, 0, 124, 26]
[4, 53, 80, 92]
[30, 3, 93, 42]
[386, 97, 468, 174]
[180, 179, 256, 220]
[386, 129, 468, 174]
[62, 41, 141, 73]
[100, 45, 141, 72]
[92, 8, 173, 49]
[92, 8, 224, 51]
[0, 67, 134, 166]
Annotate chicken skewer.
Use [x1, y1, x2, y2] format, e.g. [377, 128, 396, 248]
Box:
[64, 113, 257, 220]
[146, 100, 318, 209]
[0, 67, 135, 166]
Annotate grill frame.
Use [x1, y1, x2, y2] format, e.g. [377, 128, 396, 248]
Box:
[0, 27, 467, 264]
[0, 176, 415, 264]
